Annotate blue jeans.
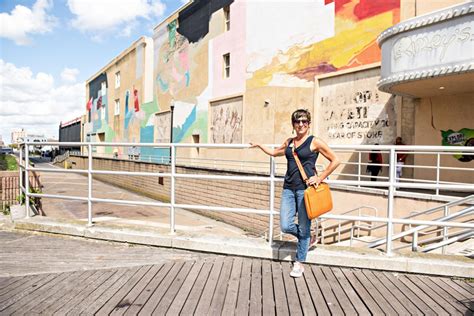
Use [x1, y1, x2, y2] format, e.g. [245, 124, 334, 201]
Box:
[280, 188, 311, 262]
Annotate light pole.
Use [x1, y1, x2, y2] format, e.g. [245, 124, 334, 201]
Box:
[169, 100, 174, 163]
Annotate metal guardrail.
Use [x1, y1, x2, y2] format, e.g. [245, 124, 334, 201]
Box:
[18, 142, 474, 256]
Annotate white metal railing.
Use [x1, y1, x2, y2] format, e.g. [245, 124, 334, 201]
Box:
[18, 142, 474, 256]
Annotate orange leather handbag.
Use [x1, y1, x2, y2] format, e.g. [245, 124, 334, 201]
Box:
[293, 149, 333, 219]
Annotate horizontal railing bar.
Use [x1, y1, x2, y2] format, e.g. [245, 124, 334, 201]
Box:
[90, 197, 171, 208]
[27, 167, 88, 174]
[319, 213, 474, 229]
[174, 203, 278, 215]
[91, 170, 172, 177]
[29, 193, 89, 201]
[22, 141, 474, 152]
[174, 174, 272, 181]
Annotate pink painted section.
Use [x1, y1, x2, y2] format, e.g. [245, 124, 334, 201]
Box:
[212, 0, 246, 99]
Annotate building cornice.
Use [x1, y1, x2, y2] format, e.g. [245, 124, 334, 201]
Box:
[377, 2, 474, 46]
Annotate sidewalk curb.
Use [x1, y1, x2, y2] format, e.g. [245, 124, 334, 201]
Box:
[11, 217, 473, 278]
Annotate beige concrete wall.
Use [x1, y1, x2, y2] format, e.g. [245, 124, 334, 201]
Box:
[400, 0, 466, 20]
[413, 93, 474, 184]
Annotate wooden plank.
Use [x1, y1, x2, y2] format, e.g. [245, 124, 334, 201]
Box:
[32, 270, 95, 314]
[311, 266, 343, 315]
[438, 277, 472, 299]
[0, 273, 49, 303]
[293, 268, 315, 315]
[271, 261, 289, 316]
[0, 276, 25, 293]
[249, 258, 262, 315]
[382, 271, 435, 315]
[0, 273, 56, 311]
[261, 260, 275, 316]
[320, 266, 356, 315]
[352, 268, 398, 314]
[410, 274, 468, 314]
[179, 258, 215, 315]
[165, 260, 205, 315]
[52, 269, 117, 315]
[95, 265, 153, 316]
[152, 261, 195, 315]
[303, 265, 330, 316]
[114, 263, 170, 315]
[221, 257, 243, 316]
[371, 271, 423, 315]
[361, 269, 410, 314]
[396, 274, 450, 315]
[194, 257, 225, 315]
[341, 269, 384, 315]
[281, 262, 303, 316]
[331, 268, 370, 315]
[66, 268, 130, 315]
[208, 257, 234, 315]
[109, 264, 165, 315]
[2, 272, 71, 315]
[235, 257, 252, 315]
[426, 276, 473, 312]
[79, 266, 142, 315]
[452, 279, 474, 293]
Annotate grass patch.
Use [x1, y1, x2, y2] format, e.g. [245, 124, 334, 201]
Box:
[0, 154, 18, 171]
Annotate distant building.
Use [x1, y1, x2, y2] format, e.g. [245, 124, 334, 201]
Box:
[0, 135, 4, 146]
[59, 116, 82, 154]
[11, 128, 26, 144]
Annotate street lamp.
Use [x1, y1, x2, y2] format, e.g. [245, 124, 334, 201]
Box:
[169, 100, 174, 163]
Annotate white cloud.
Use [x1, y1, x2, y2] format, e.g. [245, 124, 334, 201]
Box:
[67, 0, 166, 39]
[0, 60, 85, 142]
[0, 0, 57, 45]
[61, 68, 80, 83]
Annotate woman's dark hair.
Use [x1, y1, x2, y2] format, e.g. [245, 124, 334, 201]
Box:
[291, 109, 311, 124]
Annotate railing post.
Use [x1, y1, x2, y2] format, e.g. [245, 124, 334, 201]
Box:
[412, 230, 418, 251]
[170, 144, 176, 234]
[19, 145, 23, 199]
[268, 155, 275, 246]
[436, 153, 440, 196]
[385, 147, 396, 256]
[442, 205, 448, 254]
[25, 144, 30, 219]
[357, 151, 361, 188]
[87, 144, 93, 227]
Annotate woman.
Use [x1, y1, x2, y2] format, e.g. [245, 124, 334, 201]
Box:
[250, 109, 339, 278]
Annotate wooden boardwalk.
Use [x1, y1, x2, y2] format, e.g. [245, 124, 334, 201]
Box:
[0, 256, 472, 315]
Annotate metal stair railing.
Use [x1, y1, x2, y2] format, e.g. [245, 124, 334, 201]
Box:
[421, 230, 474, 253]
[352, 195, 473, 247]
[367, 205, 474, 249]
[315, 206, 377, 245]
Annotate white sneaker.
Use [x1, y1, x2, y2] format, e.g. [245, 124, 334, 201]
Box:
[290, 262, 304, 278]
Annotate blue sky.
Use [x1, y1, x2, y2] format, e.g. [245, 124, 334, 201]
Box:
[0, 0, 185, 144]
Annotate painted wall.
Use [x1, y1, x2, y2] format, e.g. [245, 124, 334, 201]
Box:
[414, 93, 474, 184]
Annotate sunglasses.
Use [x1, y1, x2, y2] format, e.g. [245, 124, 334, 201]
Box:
[293, 119, 309, 125]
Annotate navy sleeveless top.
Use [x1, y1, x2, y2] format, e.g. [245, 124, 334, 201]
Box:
[283, 136, 319, 190]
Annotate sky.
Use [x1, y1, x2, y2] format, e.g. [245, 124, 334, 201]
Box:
[0, 0, 186, 144]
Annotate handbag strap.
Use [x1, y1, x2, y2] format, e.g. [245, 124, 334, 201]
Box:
[292, 140, 309, 183]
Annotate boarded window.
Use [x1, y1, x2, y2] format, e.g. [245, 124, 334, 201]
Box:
[210, 96, 243, 144]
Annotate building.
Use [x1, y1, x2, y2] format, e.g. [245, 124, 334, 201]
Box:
[11, 128, 26, 145]
[59, 116, 82, 154]
[377, 0, 473, 184]
[83, 36, 154, 158]
[81, 0, 472, 181]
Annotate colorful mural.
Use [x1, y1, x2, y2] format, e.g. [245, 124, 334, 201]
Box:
[247, 0, 400, 88]
[441, 128, 474, 162]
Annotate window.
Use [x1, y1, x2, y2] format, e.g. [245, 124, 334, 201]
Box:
[224, 6, 230, 31]
[223, 53, 230, 78]
[101, 81, 106, 96]
[114, 99, 120, 116]
[115, 71, 121, 88]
